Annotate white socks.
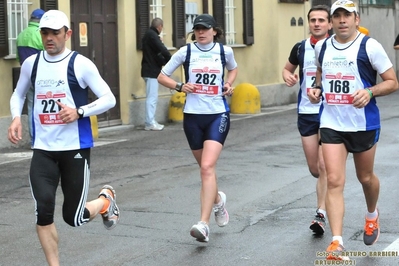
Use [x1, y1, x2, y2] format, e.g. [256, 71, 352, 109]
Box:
[332, 236, 344, 246]
[366, 209, 378, 220]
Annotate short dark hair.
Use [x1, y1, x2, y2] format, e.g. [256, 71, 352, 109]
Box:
[151, 18, 163, 28]
[308, 5, 331, 22]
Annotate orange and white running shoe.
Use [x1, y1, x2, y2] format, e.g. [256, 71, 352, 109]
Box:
[98, 185, 120, 230]
[326, 240, 350, 260]
[363, 211, 380, 245]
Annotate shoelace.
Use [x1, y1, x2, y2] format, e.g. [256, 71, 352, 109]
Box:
[364, 220, 378, 235]
[214, 206, 225, 216]
[197, 222, 209, 235]
[327, 242, 340, 252]
[327, 241, 346, 255]
[314, 213, 326, 222]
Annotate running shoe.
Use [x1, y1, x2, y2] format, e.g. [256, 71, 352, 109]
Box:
[326, 240, 350, 260]
[98, 185, 120, 230]
[144, 123, 164, 131]
[214, 191, 229, 227]
[363, 211, 380, 245]
[309, 209, 326, 235]
[190, 221, 209, 242]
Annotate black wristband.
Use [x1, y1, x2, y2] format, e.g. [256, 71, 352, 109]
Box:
[313, 85, 322, 90]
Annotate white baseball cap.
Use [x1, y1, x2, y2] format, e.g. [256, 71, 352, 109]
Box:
[331, 0, 357, 15]
[39, 10, 70, 30]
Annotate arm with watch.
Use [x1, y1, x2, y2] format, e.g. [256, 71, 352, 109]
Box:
[174, 82, 184, 92]
[77, 107, 84, 119]
[56, 89, 115, 124]
[308, 67, 323, 104]
[73, 89, 115, 120]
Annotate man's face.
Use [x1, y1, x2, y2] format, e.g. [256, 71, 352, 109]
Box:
[40, 27, 72, 56]
[331, 9, 359, 41]
[308, 10, 331, 39]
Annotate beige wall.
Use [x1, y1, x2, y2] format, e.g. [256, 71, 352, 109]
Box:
[0, 57, 18, 117]
[0, 0, 312, 118]
[0, 0, 320, 148]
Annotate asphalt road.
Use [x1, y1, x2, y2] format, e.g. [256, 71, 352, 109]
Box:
[1, 92, 399, 266]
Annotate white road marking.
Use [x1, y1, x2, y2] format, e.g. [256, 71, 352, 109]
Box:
[384, 238, 399, 252]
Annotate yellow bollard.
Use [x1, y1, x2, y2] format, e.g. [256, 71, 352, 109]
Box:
[230, 83, 261, 114]
[168, 92, 186, 122]
[90, 116, 99, 140]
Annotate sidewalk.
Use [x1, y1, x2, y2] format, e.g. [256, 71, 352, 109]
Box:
[0, 104, 297, 165]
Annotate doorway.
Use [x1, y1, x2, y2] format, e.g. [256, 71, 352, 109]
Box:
[70, 0, 121, 126]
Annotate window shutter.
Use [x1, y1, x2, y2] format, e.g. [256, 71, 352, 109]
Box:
[0, 0, 8, 57]
[243, 0, 254, 45]
[40, 0, 58, 10]
[136, 0, 149, 50]
[312, 0, 332, 6]
[172, 0, 186, 48]
[202, 0, 209, 13]
[212, 0, 226, 44]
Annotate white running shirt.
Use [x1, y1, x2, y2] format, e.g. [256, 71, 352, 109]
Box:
[10, 48, 116, 150]
[298, 38, 322, 114]
[315, 33, 392, 131]
[161, 42, 237, 114]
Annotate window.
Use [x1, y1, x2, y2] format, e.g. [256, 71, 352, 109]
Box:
[213, 0, 254, 45]
[136, 0, 186, 49]
[0, 0, 57, 58]
[150, 0, 164, 21]
[185, 2, 198, 34]
[225, 0, 236, 45]
[359, 0, 394, 6]
[6, 0, 30, 58]
[135, 0, 255, 49]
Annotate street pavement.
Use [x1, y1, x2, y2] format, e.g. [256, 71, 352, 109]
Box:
[1, 93, 399, 266]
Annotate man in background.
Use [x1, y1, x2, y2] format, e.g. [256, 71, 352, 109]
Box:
[141, 18, 171, 131]
[282, 5, 331, 235]
[16, 8, 45, 142]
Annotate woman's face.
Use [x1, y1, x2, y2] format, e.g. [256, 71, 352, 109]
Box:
[193, 26, 216, 44]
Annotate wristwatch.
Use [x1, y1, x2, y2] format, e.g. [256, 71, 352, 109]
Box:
[175, 82, 184, 92]
[77, 107, 84, 119]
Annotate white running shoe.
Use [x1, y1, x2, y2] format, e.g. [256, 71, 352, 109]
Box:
[98, 185, 120, 230]
[144, 123, 164, 131]
[214, 191, 229, 227]
[190, 221, 209, 242]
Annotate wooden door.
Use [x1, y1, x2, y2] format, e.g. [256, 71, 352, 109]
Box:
[70, 0, 120, 126]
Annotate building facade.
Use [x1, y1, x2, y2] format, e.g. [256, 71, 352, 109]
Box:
[0, 0, 397, 149]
